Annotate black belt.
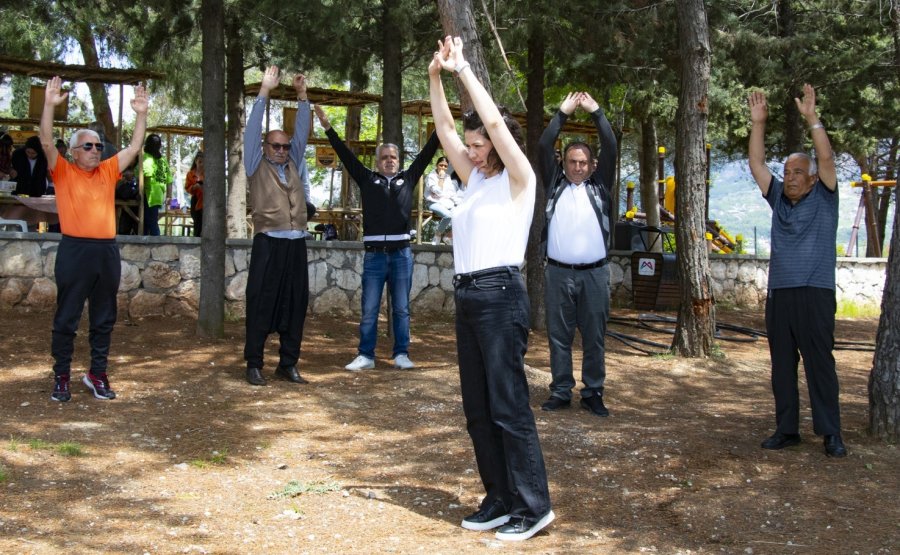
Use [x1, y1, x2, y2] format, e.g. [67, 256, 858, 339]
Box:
[365, 243, 408, 253]
[453, 265, 518, 287]
[546, 257, 608, 270]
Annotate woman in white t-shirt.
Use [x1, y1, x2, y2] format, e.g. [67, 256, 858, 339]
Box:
[428, 35, 554, 542]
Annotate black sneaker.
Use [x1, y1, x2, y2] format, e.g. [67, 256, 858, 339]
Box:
[461, 499, 510, 531]
[51, 374, 71, 402]
[495, 510, 556, 541]
[83, 372, 116, 400]
[580, 394, 609, 417]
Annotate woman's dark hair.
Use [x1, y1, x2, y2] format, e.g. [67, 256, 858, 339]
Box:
[24, 136, 46, 162]
[436, 156, 448, 165]
[143, 134, 163, 158]
[190, 151, 203, 171]
[461, 105, 524, 173]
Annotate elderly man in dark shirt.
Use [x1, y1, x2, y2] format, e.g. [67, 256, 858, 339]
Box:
[748, 83, 846, 458]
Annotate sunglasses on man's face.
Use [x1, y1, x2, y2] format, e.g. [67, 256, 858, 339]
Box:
[76, 143, 105, 152]
[266, 142, 291, 151]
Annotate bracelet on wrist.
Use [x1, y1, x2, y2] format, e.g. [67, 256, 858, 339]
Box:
[809, 123, 824, 131]
[454, 61, 470, 74]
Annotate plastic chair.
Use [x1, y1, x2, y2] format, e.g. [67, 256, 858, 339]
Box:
[0, 219, 27, 232]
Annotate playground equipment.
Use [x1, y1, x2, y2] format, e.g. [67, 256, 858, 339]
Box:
[847, 174, 895, 257]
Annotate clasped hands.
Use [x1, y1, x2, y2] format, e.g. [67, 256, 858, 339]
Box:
[560, 92, 600, 116]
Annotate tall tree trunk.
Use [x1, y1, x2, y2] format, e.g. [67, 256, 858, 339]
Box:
[868, 0, 900, 441]
[225, 12, 248, 239]
[76, 25, 117, 145]
[381, 0, 403, 151]
[639, 114, 662, 252]
[777, 0, 802, 155]
[870, 180, 900, 441]
[436, 0, 491, 110]
[525, 22, 546, 331]
[875, 139, 897, 248]
[198, 0, 226, 338]
[672, 0, 715, 357]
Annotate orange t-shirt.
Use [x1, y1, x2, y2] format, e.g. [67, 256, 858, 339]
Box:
[185, 169, 204, 211]
[50, 157, 121, 239]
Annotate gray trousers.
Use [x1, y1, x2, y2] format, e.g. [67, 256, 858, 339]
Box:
[543, 263, 610, 400]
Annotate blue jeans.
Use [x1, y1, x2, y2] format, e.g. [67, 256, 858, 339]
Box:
[358, 247, 413, 359]
[454, 266, 551, 519]
[428, 203, 453, 234]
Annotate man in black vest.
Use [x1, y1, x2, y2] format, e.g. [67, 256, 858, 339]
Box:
[538, 92, 617, 417]
[314, 105, 439, 371]
[242, 65, 313, 386]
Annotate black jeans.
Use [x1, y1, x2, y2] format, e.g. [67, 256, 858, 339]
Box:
[51, 236, 121, 376]
[454, 266, 552, 519]
[766, 287, 841, 436]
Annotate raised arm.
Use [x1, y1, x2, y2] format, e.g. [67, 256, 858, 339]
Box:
[404, 131, 439, 184]
[39, 77, 67, 171]
[747, 90, 773, 195]
[581, 92, 617, 189]
[244, 65, 280, 176]
[428, 45, 472, 184]
[538, 92, 578, 186]
[118, 84, 149, 173]
[290, 73, 310, 164]
[442, 36, 533, 196]
[796, 83, 836, 190]
[313, 104, 373, 187]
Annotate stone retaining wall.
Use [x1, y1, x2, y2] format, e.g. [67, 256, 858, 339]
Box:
[0, 232, 887, 318]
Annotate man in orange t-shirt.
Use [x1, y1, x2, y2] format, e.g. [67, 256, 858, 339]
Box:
[39, 76, 149, 402]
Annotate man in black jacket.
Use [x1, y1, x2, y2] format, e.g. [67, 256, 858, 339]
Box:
[538, 92, 617, 417]
[314, 105, 439, 371]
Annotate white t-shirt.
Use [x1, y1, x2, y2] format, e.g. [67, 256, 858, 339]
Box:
[452, 168, 535, 274]
[547, 182, 607, 264]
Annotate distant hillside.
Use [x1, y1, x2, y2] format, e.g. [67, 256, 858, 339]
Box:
[707, 161, 891, 256]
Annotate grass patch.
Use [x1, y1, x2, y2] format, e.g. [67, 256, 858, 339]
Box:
[652, 351, 675, 361]
[56, 442, 85, 457]
[190, 449, 228, 468]
[0, 465, 7, 483]
[28, 439, 53, 450]
[836, 300, 881, 319]
[8, 437, 21, 451]
[268, 479, 343, 500]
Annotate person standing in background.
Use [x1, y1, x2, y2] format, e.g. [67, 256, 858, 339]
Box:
[142, 134, 170, 236]
[185, 152, 204, 237]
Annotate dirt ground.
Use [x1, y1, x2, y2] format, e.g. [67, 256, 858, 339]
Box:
[0, 306, 897, 555]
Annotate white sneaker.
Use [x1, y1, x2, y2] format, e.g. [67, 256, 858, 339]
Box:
[345, 355, 375, 372]
[393, 354, 415, 369]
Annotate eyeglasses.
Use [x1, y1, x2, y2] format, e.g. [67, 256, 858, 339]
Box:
[76, 143, 105, 152]
[266, 142, 291, 151]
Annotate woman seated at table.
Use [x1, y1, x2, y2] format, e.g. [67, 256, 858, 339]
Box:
[12, 136, 49, 197]
[425, 156, 462, 244]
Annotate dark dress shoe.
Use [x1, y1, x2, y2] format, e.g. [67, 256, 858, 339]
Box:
[824, 435, 847, 458]
[541, 396, 571, 411]
[461, 499, 510, 531]
[760, 432, 801, 450]
[246, 367, 266, 386]
[275, 365, 308, 384]
[580, 394, 610, 417]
